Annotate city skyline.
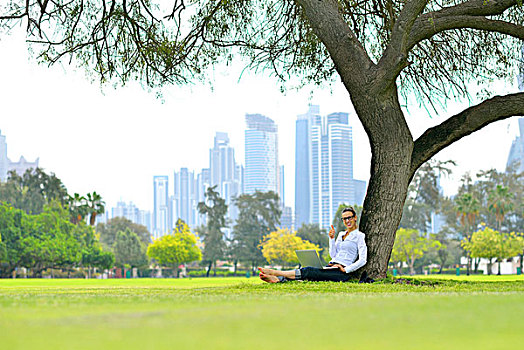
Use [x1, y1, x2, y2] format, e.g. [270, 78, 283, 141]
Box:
[1, 29, 523, 216]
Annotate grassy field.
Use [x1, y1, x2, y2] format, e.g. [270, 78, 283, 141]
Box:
[1, 275, 523, 350]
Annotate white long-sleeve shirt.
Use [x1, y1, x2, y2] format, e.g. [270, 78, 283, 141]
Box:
[328, 229, 367, 273]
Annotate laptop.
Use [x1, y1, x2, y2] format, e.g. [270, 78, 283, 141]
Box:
[295, 249, 338, 269]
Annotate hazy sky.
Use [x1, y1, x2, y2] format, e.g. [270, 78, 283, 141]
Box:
[0, 27, 521, 213]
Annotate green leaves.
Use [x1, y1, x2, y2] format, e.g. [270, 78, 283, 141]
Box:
[391, 228, 441, 275]
[147, 221, 202, 268]
[231, 191, 281, 268]
[0, 201, 112, 277]
[463, 226, 524, 261]
[260, 228, 319, 266]
[113, 228, 148, 268]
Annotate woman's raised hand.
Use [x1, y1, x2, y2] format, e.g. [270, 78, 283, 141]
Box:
[328, 225, 335, 239]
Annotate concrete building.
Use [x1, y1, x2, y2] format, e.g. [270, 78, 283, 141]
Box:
[173, 168, 199, 228]
[153, 175, 170, 239]
[296, 105, 367, 228]
[310, 111, 356, 227]
[294, 105, 319, 228]
[352, 179, 367, 207]
[506, 117, 524, 174]
[111, 201, 152, 233]
[280, 206, 294, 230]
[8, 156, 40, 176]
[244, 114, 280, 195]
[209, 132, 242, 223]
[0, 130, 7, 182]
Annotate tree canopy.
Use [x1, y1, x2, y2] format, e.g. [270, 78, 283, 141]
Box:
[0, 168, 68, 215]
[0, 201, 114, 277]
[197, 186, 228, 276]
[391, 228, 441, 275]
[147, 220, 202, 276]
[1, 0, 522, 104]
[113, 228, 148, 268]
[96, 216, 151, 250]
[462, 226, 524, 274]
[260, 228, 319, 267]
[231, 191, 281, 272]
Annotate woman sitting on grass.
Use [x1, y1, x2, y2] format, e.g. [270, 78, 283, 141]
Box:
[259, 207, 368, 283]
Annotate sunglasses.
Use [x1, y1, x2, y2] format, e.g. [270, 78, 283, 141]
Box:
[341, 215, 355, 222]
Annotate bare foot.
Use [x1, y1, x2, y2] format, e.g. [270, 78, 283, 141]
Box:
[259, 272, 280, 283]
[258, 267, 275, 275]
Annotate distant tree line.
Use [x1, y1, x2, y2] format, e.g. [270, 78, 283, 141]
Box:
[4, 162, 521, 278]
[0, 168, 115, 277]
[0, 201, 114, 277]
[391, 160, 524, 275]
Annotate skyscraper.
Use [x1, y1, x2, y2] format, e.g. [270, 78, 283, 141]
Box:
[506, 117, 524, 174]
[244, 114, 280, 195]
[173, 168, 198, 228]
[294, 105, 320, 227]
[153, 175, 169, 239]
[0, 130, 7, 182]
[209, 132, 241, 222]
[507, 47, 524, 174]
[310, 112, 354, 227]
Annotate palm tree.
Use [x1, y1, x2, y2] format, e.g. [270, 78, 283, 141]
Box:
[86, 191, 105, 226]
[488, 185, 514, 275]
[68, 193, 88, 224]
[455, 193, 480, 275]
[487, 185, 514, 231]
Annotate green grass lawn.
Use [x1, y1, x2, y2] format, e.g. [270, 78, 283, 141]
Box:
[1, 275, 523, 350]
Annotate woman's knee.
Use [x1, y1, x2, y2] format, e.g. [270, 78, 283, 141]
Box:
[299, 267, 321, 280]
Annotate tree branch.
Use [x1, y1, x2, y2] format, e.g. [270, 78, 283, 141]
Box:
[410, 16, 524, 47]
[294, 0, 374, 89]
[411, 92, 524, 173]
[0, 0, 29, 20]
[426, 0, 517, 18]
[375, 0, 429, 91]
[409, 0, 519, 47]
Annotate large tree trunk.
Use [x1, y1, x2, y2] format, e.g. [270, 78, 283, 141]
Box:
[353, 92, 413, 279]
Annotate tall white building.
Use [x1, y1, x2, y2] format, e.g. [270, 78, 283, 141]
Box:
[153, 175, 170, 239]
[310, 112, 354, 227]
[173, 168, 199, 228]
[294, 105, 320, 227]
[209, 132, 242, 223]
[244, 114, 280, 195]
[507, 46, 524, 174]
[295, 106, 367, 228]
[0, 130, 8, 182]
[506, 118, 524, 174]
